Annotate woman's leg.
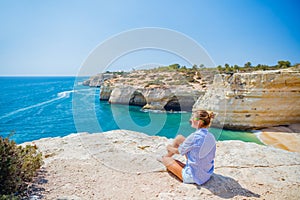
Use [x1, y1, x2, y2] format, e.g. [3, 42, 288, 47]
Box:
[159, 135, 186, 182]
[162, 156, 184, 181]
[165, 135, 185, 157]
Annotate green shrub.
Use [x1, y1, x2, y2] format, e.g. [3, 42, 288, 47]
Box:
[0, 194, 19, 200]
[0, 134, 43, 198]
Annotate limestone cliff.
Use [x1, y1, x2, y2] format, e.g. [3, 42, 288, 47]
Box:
[103, 84, 203, 111]
[82, 73, 116, 87]
[193, 69, 300, 130]
[86, 67, 299, 129]
[23, 130, 300, 199]
[98, 69, 210, 111]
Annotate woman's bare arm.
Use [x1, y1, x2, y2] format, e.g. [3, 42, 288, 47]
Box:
[167, 144, 179, 154]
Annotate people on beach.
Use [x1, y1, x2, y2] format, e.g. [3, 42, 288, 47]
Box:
[158, 110, 216, 185]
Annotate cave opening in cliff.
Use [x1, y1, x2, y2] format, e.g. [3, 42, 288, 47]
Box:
[129, 91, 147, 107]
[164, 97, 181, 111]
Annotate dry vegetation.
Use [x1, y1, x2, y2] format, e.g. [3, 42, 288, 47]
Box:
[104, 64, 218, 90]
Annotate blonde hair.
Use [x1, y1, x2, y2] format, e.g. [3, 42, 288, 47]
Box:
[193, 110, 215, 128]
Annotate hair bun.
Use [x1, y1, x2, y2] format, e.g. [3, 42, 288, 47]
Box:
[209, 111, 215, 119]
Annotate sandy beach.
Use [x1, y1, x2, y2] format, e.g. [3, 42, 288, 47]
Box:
[258, 124, 300, 152]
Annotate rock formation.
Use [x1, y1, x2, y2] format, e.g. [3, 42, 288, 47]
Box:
[102, 84, 203, 111]
[83, 67, 300, 129]
[193, 68, 300, 130]
[97, 69, 208, 112]
[82, 73, 116, 87]
[24, 130, 300, 199]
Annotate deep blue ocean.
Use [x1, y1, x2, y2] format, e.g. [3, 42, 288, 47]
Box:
[0, 77, 262, 144]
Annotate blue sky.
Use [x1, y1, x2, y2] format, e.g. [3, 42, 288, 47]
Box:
[0, 0, 299, 76]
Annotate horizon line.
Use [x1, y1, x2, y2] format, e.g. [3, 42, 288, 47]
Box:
[0, 74, 90, 77]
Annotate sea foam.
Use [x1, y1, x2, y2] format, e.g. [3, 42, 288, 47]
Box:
[0, 90, 73, 120]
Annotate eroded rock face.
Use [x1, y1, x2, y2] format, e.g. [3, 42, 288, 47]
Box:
[100, 84, 114, 100]
[102, 84, 203, 111]
[193, 69, 300, 130]
[91, 68, 211, 111]
[83, 73, 116, 87]
[108, 85, 133, 105]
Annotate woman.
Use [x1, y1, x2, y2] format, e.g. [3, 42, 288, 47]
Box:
[159, 110, 216, 185]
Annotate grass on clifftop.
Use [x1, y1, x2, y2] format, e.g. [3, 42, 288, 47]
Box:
[104, 64, 217, 89]
[94, 61, 299, 89]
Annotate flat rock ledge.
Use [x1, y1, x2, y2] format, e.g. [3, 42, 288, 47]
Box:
[25, 130, 300, 200]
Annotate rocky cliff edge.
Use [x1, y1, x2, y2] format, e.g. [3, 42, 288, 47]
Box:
[25, 130, 300, 200]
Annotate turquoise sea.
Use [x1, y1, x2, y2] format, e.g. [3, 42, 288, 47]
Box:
[0, 77, 262, 144]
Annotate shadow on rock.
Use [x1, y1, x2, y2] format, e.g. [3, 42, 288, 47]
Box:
[199, 173, 261, 199]
[25, 167, 48, 199]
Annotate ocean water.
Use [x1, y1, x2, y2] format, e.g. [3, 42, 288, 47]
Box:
[0, 77, 262, 144]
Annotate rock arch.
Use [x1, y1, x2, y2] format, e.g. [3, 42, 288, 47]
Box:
[129, 91, 147, 107]
[164, 96, 181, 111]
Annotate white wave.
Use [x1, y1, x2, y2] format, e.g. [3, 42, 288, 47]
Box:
[0, 89, 98, 120]
[57, 90, 74, 98]
[0, 90, 73, 120]
[140, 109, 188, 114]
